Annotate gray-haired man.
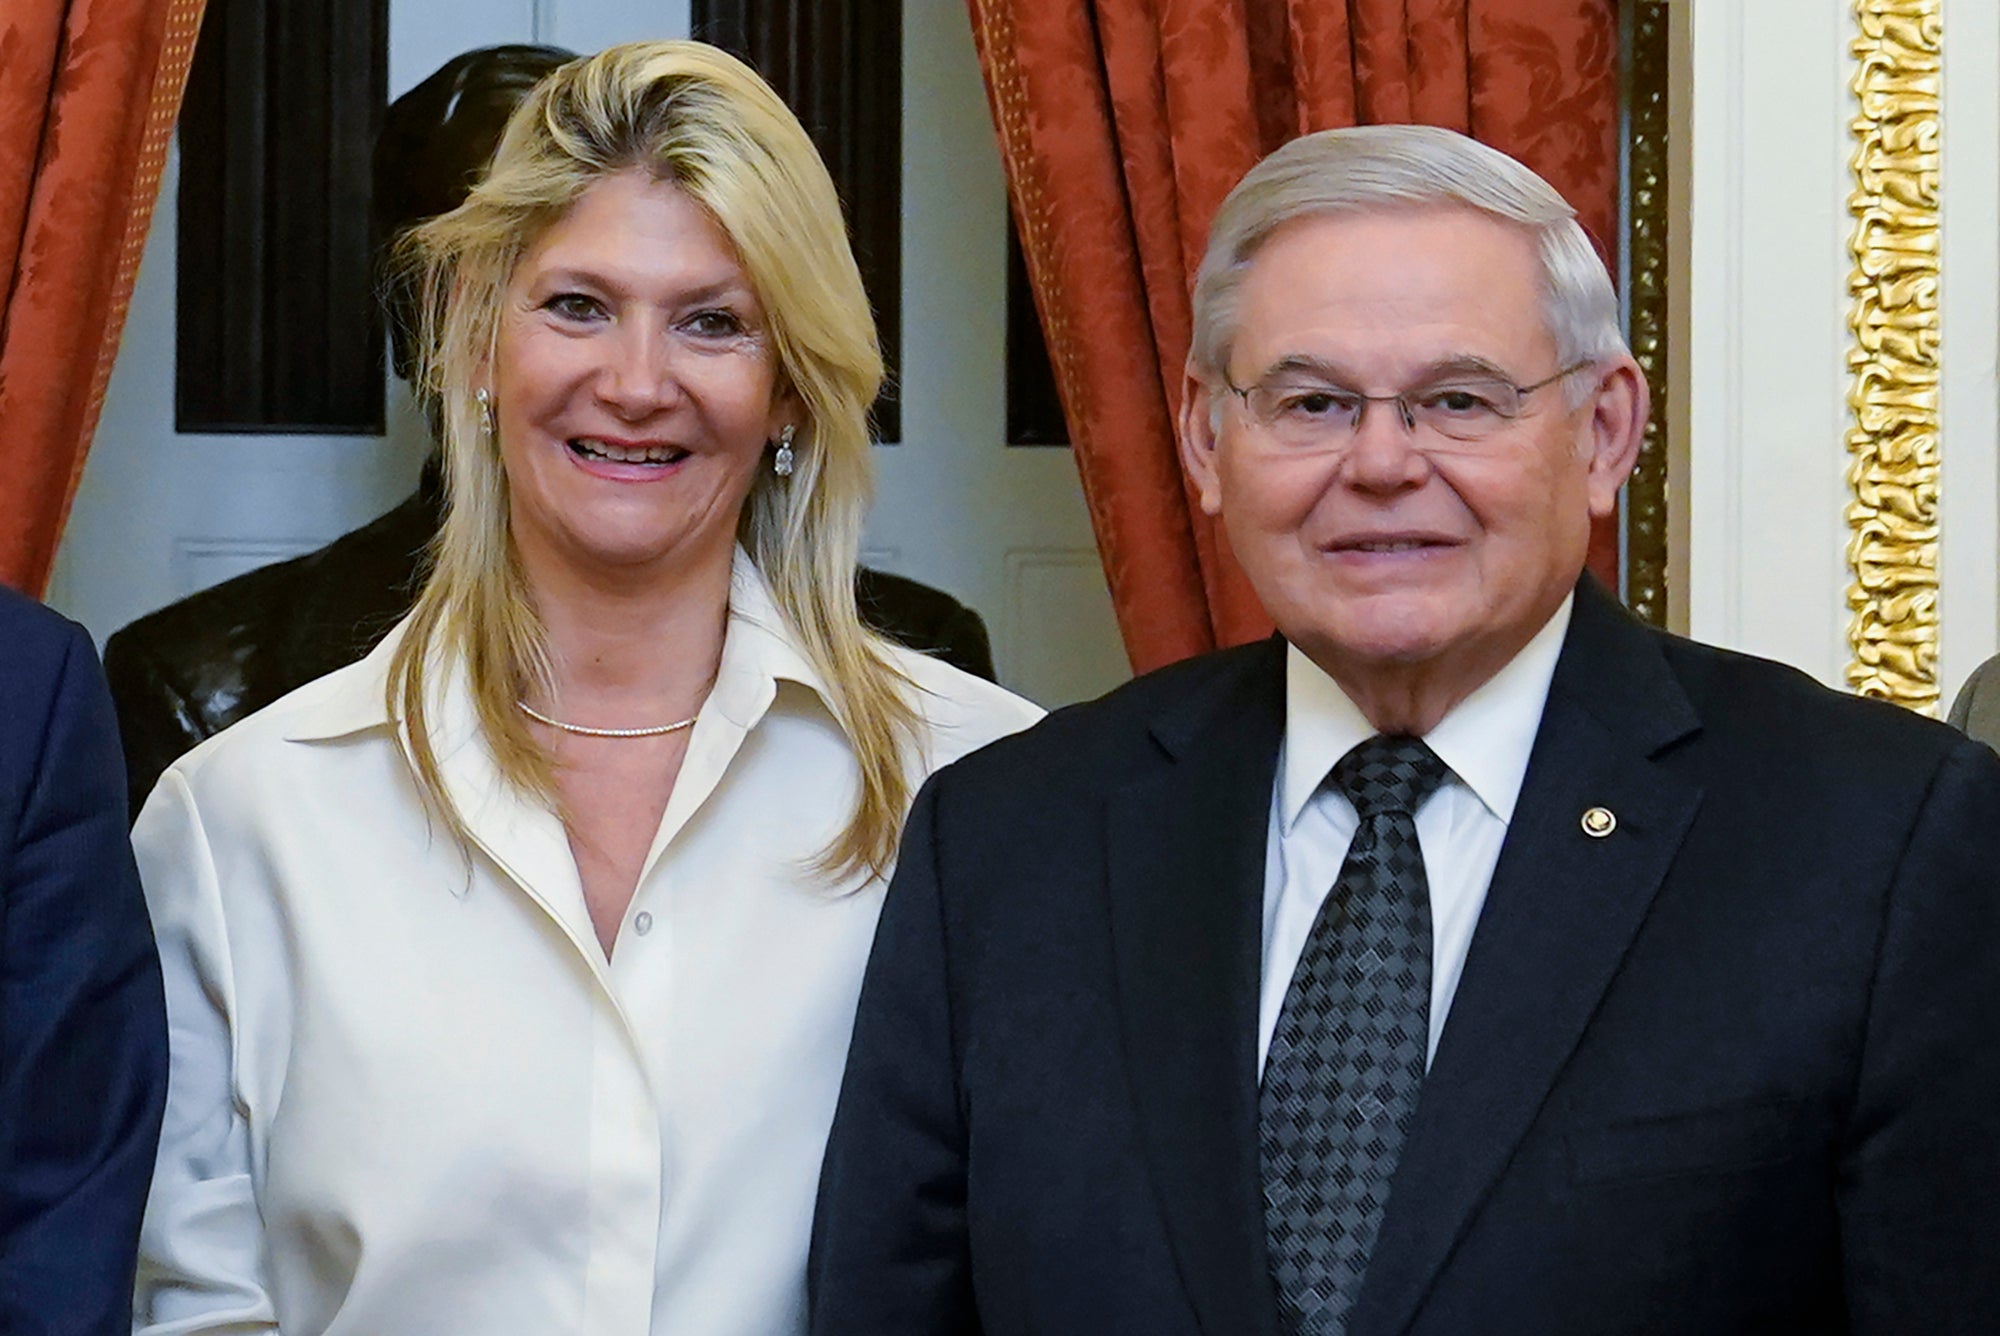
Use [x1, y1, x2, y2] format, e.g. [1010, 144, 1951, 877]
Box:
[810, 125, 2000, 1335]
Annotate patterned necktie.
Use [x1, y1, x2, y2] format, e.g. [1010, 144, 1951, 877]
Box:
[1261, 734, 1451, 1336]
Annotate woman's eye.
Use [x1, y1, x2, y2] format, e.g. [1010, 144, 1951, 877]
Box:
[543, 293, 606, 322]
[683, 309, 746, 339]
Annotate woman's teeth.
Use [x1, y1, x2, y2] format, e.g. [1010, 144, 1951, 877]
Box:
[570, 438, 684, 464]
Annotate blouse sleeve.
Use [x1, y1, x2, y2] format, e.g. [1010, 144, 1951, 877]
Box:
[130, 771, 279, 1334]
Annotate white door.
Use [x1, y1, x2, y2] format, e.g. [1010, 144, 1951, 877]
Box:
[48, 0, 1130, 711]
[865, 0, 1129, 708]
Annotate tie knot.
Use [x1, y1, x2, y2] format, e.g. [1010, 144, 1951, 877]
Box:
[1329, 734, 1451, 819]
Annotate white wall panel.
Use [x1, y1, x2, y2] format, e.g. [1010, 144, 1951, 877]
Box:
[390, 0, 539, 98]
[1678, 0, 1853, 687]
[1001, 548, 1131, 708]
[1936, 0, 2000, 705]
[545, 0, 690, 55]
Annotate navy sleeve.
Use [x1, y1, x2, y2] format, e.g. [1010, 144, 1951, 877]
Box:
[810, 775, 980, 1335]
[0, 614, 168, 1336]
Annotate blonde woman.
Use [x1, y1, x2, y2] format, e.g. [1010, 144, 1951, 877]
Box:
[133, 42, 1039, 1335]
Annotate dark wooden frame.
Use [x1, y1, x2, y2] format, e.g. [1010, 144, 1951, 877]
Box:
[175, 0, 389, 434]
[693, 0, 904, 441]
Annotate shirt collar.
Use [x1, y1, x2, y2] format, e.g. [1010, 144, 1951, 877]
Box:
[706, 547, 833, 730]
[280, 623, 404, 742]
[1279, 593, 1573, 832]
[282, 546, 833, 743]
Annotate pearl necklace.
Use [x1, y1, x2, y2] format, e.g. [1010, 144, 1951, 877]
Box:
[517, 700, 699, 739]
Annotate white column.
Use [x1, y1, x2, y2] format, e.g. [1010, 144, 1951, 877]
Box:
[1674, 0, 1853, 685]
[1672, 0, 2000, 706]
[1936, 0, 2000, 708]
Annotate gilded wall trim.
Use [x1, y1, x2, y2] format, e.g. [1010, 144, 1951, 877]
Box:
[1622, 0, 1670, 628]
[1845, 0, 1941, 712]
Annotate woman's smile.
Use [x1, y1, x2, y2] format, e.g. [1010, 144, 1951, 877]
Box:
[563, 434, 697, 484]
[567, 436, 691, 467]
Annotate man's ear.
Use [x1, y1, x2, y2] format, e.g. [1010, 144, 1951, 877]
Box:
[1178, 366, 1225, 517]
[1581, 356, 1648, 519]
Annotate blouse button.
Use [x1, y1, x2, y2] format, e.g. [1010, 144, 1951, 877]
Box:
[633, 911, 654, 936]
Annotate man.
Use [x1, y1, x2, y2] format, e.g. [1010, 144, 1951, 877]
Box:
[1947, 651, 2000, 749]
[0, 586, 166, 1333]
[810, 125, 2000, 1334]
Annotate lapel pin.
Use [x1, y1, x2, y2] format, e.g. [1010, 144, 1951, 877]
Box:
[1581, 806, 1617, 838]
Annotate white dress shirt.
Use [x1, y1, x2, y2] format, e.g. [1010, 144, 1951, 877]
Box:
[1258, 597, 1572, 1074]
[132, 552, 1043, 1336]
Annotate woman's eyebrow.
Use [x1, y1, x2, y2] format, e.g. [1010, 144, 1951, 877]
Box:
[526, 266, 613, 291]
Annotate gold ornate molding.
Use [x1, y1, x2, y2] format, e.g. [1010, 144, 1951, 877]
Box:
[1845, 0, 1941, 713]
[1623, 0, 1671, 629]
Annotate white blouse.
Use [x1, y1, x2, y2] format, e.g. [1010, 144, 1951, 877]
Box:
[132, 557, 1042, 1335]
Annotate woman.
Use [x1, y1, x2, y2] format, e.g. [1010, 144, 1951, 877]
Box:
[133, 41, 1039, 1335]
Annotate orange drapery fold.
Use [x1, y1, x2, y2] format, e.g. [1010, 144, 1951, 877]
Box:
[0, 0, 207, 596]
[969, 0, 1620, 674]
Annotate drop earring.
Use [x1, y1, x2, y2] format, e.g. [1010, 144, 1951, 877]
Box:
[474, 387, 495, 436]
[772, 424, 796, 478]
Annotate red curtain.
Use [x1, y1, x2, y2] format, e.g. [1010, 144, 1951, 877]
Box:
[0, 0, 206, 596]
[968, 0, 1620, 673]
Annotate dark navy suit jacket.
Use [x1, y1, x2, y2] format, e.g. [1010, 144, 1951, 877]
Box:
[0, 588, 166, 1334]
[811, 579, 2000, 1335]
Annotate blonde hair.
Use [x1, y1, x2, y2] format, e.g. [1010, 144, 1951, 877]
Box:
[390, 40, 919, 879]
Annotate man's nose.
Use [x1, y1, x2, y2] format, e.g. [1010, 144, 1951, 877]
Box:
[1337, 397, 1428, 490]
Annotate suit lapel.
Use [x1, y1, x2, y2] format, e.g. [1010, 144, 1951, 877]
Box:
[1351, 583, 1705, 1336]
[1108, 640, 1286, 1336]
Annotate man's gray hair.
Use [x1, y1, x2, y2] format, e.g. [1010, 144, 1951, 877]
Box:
[1189, 124, 1627, 392]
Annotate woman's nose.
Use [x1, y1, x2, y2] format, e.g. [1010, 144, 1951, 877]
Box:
[596, 320, 680, 415]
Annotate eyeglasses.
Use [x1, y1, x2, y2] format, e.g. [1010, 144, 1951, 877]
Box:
[1219, 360, 1593, 450]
